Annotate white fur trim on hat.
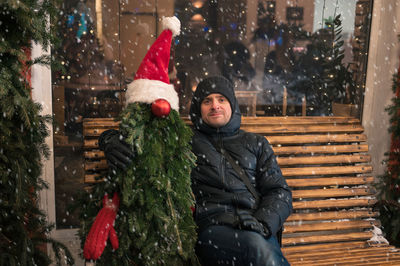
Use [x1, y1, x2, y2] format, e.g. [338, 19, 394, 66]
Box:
[125, 79, 179, 111]
[162, 16, 181, 37]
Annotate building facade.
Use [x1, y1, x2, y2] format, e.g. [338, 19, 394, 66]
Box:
[30, 0, 400, 263]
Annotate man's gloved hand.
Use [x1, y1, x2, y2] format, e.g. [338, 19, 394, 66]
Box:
[237, 210, 270, 238]
[99, 129, 135, 171]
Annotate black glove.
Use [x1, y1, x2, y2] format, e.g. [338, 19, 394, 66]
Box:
[98, 129, 135, 171]
[237, 211, 270, 238]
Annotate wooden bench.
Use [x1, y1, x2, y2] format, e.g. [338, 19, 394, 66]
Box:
[82, 116, 400, 265]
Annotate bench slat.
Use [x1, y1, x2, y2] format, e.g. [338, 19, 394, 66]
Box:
[288, 250, 400, 265]
[282, 165, 372, 176]
[289, 246, 399, 260]
[266, 134, 367, 144]
[286, 245, 398, 258]
[84, 162, 373, 178]
[289, 256, 400, 266]
[293, 198, 376, 209]
[283, 231, 373, 246]
[84, 150, 104, 159]
[274, 144, 369, 155]
[351, 261, 400, 266]
[284, 220, 378, 233]
[83, 128, 112, 137]
[292, 188, 374, 199]
[85, 160, 108, 171]
[232, 116, 361, 124]
[277, 154, 371, 165]
[286, 176, 374, 187]
[83, 164, 375, 178]
[286, 210, 378, 222]
[83, 118, 364, 132]
[85, 173, 105, 183]
[84, 139, 100, 148]
[284, 242, 400, 265]
[85, 152, 372, 165]
[83, 123, 119, 129]
[83, 117, 115, 122]
[283, 241, 370, 254]
[182, 116, 361, 125]
[244, 124, 364, 134]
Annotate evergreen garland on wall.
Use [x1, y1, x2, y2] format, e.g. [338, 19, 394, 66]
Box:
[376, 62, 400, 247]
[0, 1, 73, 265]
[78, 103, 199, 265]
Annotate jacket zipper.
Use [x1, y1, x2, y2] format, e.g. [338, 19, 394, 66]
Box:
[217, 130, 226, 185]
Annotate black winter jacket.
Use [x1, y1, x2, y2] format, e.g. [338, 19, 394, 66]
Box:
[189, 76, 293, 237]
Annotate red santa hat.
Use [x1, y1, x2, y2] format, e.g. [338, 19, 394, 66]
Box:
[125, 16, 180, 111]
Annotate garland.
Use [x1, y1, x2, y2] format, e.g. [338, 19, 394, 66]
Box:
[0, 1, 73, 265]
[376, 61, 400, 247]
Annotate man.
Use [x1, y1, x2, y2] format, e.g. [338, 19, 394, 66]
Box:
[99, 75, 292, 265]
[189, 76, 292, 265]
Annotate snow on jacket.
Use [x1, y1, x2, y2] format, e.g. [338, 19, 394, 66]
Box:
[189, 76, 293, 236]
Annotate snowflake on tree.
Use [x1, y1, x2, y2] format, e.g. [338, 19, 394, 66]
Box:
[79, 16, 199, 265]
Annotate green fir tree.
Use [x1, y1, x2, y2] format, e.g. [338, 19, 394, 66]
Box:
[78, 103, 200, 265]
[376, 72, 400, 247]
[306, 15, 356, 114]
[0, 0, 73, 265]
[322, 15, 356, 106]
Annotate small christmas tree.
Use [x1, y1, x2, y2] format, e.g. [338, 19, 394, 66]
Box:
[303, 15, 356, 115]
[0, 1, 73, 265]
[321, 15, 356, 106]
[78, 17, 199, 265]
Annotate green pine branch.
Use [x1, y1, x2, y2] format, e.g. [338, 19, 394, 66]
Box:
[0, 0, 73, 265]
[376, 73, 400, 247]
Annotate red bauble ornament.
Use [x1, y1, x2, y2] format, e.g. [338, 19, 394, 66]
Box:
[151, 99, 171, 117]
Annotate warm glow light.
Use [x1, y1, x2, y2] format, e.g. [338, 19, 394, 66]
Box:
[192, 0, 204, 9]
[191, 14, 204, 22]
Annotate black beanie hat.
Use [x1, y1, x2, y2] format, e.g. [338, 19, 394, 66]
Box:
[192, 76, 235, 109]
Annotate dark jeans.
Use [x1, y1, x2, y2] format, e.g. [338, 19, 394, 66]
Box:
[196, 225, 290, 266]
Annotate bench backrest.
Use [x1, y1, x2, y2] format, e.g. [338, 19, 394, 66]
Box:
[83, 116, 377, 249]
[83, 118, 119, 183]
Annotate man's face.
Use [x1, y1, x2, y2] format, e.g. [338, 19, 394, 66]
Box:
[200, 93, 232, 128]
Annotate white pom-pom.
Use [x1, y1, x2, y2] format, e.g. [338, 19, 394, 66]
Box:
[162, 16, 181, 37]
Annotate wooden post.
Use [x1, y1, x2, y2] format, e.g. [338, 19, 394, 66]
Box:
[302, 96, 307, 116]
[283, 87, 287, 116]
